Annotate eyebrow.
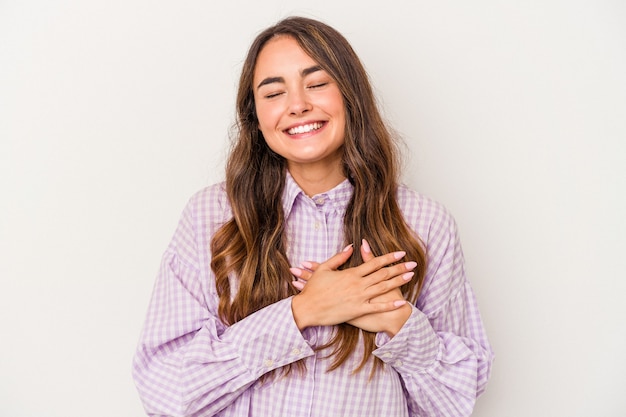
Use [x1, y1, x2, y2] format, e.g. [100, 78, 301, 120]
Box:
[256, 65, 323, 90]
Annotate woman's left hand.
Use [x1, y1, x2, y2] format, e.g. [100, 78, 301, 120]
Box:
[290, 239, 412, 337]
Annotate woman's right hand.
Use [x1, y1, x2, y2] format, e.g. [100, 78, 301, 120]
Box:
[290, 244, 415, 331]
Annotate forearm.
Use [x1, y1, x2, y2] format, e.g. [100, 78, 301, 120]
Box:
[373, 302, 494, 417]
[134, 298, 314, 416]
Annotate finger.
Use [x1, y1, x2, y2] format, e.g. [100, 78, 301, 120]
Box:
[366, 270, 414, 298]
[291, 280, 305, 291]
[319, 244, 354, 270]
[360, 239, 375, 262]
[289, 267, 313, 282]
[366, 261, 417, 284]
[363, 299, 408, 315]
[300, 261, 320, 272]
[355, 250, 406, 276]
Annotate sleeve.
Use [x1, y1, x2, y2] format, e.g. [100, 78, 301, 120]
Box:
[132, 198, 314, 417]
[372, 204, 494, 417]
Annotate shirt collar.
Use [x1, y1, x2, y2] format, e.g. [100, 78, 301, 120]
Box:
[282, 170, 354, 218]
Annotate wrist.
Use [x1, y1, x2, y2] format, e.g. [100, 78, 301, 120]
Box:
[291, 294, 312, 331]
[384, 303, 412, 337]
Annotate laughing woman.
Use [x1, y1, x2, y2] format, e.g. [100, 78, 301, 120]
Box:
[132, 16, 494, 417]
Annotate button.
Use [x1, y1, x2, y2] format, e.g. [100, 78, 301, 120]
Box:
[314, 221, 321, 230]
[394, 360, 403, 367]
[382, 352, 393, 359]
[314, 196, 325, 205]
[263, 359, 274, 368]
[291, 348, 302, 355]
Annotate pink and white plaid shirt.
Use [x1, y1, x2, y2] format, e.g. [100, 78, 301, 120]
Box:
[133, 172, 494, 416]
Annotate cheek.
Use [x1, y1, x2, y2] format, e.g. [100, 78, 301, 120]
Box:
[255, 104, 278, 132]
[325, 91, 346, 123]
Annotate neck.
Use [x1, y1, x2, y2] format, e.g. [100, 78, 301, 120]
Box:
[287, 161, 346, 197]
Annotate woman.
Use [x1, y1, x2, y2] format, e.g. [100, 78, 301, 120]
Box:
[133, 16, 493, 417]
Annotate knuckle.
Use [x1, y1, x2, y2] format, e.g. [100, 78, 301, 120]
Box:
[380, 267, 391, 280]
[372, 256, 388, 269]
[394, 264, 408, 276]
[371, 303, 385, 313]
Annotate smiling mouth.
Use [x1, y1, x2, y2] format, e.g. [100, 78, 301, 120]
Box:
[286, 122, 324, 135]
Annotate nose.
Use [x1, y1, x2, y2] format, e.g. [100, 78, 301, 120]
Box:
[287, 89, 312, 115]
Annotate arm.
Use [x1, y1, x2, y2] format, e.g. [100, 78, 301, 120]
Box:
[289, 240, 416, 336]
[290, 219, 493, 416]
[290, 245, 416, 331]
[132, 200, 313, 417]
[372, 211, 494, 416]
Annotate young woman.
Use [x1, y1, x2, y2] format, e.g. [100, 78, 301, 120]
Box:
[133, 16, 493, 417]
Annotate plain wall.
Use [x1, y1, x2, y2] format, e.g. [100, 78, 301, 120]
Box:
[1, 0, 625, 415]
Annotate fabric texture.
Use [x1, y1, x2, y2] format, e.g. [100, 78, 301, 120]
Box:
[133, 172, 494, 416]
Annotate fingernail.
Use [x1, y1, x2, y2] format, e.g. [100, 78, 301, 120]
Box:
[301, 261, 313, 269]
[405, 261, 417, 270]
[361, 239, 371, 253]
[292, 280, 305, 290]
[289, 267, 302, 276]
[393, 251, 406, 260]
[402, 272, 414, 281]
[343, 243, 354, 252]
[393, 300, 407, 307]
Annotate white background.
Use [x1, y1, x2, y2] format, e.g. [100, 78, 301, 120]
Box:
[1, 1, 625, 416]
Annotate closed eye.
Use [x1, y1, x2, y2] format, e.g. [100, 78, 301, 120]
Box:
[264, 91, 285, 99]
[308, 82, 328, 89]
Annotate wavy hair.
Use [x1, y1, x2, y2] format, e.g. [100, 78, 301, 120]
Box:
[210, 16, 426, 376]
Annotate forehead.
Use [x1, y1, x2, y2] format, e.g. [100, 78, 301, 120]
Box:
[253, 36, 320, 80]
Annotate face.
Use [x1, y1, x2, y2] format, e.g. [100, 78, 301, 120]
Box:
[253, 36, 346, 175]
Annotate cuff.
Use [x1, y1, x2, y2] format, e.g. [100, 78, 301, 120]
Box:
[373, 304, 441, 371]
[224, 297, 314, 377]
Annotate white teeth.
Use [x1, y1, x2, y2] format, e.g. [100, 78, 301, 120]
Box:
[287, 122, 323, 135]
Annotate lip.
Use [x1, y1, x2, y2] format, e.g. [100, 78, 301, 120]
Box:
[283, 121, 327, 138]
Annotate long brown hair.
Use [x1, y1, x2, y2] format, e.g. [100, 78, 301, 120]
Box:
[210, 16, 426, 375]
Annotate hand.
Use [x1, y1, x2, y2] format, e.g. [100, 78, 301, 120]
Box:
[349, 239, 413, 336]
[290, 240, 415, 335]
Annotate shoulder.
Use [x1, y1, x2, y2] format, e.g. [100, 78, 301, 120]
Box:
[187, 181, 230, 212]
[397, 185, 469, 314]
[396, 184, 458, 244]
[180, 182, 233, 231]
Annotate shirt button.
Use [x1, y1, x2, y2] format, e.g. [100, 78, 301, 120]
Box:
[263, 359, 274, 368]
[314, 196, 325, 205]
[383, 352, 393, 359]
[394, 360, 403, 367]
[314, 222, 321, 230]
[291, 348, 301, 355]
